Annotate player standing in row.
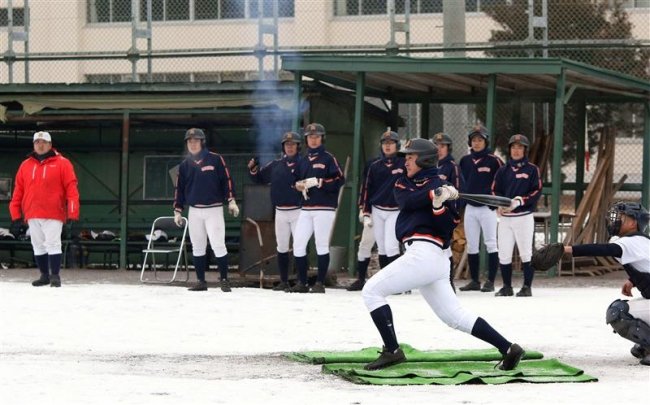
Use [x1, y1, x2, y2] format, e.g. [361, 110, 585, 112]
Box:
[290, 123, 345, 293]
[174, 128, 239, 292]
[361, 138, 525, 371]
[360, 130, 405, 272]
[248, 132, 303, 292]
[433, 132, 464, 291]
[563, 202, 650, 366]
[458, 125, 503, 292]
[10, 131, 80, 288]
[492, 134, 542, 297]
[347, 154, 380, 291]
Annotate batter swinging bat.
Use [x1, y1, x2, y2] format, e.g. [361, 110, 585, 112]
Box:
[435, 188, 512, 208]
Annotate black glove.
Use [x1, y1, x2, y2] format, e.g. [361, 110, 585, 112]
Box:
[10, 220, 23, 238]
[531, 243, 565, 271]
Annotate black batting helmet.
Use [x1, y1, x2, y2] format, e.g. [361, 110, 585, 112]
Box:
[508, 134, 530, 148]
[607, 201, 650, 236]
[398, 138, 438, 169]
[467, 125, 489, 146]
[433, 132, 453, 152]
[184, 128, 206, 142]
[303, 123, 326, 140]
[281, 131, 301, 145]
[380, 129, 401, 149]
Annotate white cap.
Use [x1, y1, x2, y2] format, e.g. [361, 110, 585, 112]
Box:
[33, 131, 52, 143]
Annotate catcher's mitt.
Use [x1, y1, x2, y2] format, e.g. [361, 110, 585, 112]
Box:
[531, 243, 565, 271]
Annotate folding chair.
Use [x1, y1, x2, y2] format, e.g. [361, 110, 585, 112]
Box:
[140, 216, 189, 283]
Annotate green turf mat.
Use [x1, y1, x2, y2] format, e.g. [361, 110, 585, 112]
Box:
[287, 343, 544, 364]
[322, 359, 598, 385]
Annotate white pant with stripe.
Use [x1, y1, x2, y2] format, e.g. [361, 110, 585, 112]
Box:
[497, 213, 534, 264]
[371, 206, 400, 257]
[293, 210, 336, 256]
[464, 205, 498, 254]
[188, 206, 227, 257]
[275, 208, 301, 253]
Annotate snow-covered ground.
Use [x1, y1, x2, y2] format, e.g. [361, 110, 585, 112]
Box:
[1, 270, 648, 405]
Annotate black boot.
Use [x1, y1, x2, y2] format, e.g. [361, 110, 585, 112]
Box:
[364, 347, 406, 371]
[33, 254, 49, 287]
[499, 343, 525, 370]
[32, 273, 50, 287]
[50, 274, 61, 288]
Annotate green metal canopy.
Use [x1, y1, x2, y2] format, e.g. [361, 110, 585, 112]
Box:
[281, 55, 650, 275]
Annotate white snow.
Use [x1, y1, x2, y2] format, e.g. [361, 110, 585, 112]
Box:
[1, 274, 649, 405]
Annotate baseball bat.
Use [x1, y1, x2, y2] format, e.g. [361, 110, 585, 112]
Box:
[435, 189, 512, 208]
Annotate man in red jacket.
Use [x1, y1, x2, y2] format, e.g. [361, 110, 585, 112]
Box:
[9, 131, 80, 287]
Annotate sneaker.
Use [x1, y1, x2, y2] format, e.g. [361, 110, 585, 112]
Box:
[32, 274, 50, 287]
[459, 280, 481, 291]
[310, 282, 325, 293]
[516, 286, 532, 297]
[346, 279, 365, 291]
[288, 282, 309, 293]
[631, 344, 649, 359]
[272, 282, 289, 292]
[188, 281, 208, 291]
[50, 274, 61, 288]
[499, 343, 525, 370]
[495, 286, 514, 297]
[220, 279, 232, 293]
[364, 347, 406, 371]
[481, 280, 495, 292]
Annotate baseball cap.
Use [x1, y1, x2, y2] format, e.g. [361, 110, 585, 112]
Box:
[33, 131, 52, 143]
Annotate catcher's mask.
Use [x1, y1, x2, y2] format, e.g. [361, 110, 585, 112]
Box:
[607, 201, 650, 236]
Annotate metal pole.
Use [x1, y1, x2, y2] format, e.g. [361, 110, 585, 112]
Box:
[550, 70, 566, 264]
[147, 0, 152, 82]
[575, 99, 586, 209]
[120, 112, 131, 269]
[486, 74, 497, 149]
[24, 0, 30, 83]
[347, 72, 365, 276]
[273, 0, 279, 78]
[7, 0, 14, 83]
[292, 72, 302, 132]
[643, 101, 650, 208]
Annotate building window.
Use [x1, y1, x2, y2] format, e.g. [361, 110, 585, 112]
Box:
[0, 7, 25, 26]
[88, 0, 132, 23]
[621, 0, 650, 8]
[248, 0, 295, 18]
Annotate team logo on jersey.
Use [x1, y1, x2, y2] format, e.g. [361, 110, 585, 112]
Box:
[308, 156, 318, 162]
[201, 165, 215, 171]
[515, 173, 530, 179]
[478, 167, 491, 173]
[313, 163, 325, 169]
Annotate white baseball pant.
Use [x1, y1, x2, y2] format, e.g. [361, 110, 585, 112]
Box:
[362, 241, 478, 333]
[275, 208, 300, 253]
[464, 205, 498, 254]
[293, 210, 336, 256]
[28, 218, 63, 255]
[358, 221, 376, 261]
[629, 298, 650, 325]
[371, 207, 400, 257]
[498, 214, 534, 264]
[188, 206, 227, 257]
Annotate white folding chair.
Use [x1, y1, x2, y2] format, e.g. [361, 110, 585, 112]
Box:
[140, 216, 189, 283]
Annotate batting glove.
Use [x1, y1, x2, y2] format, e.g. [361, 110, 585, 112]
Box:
[358, 209, 365, 224]
[303, 177, 321, 189]
[363, 215, 373, 228]
[228, 200, 240, 217]
[503, 196, 523, 213]
[173, 211, 184, 227]
[432, 185, 459, 209]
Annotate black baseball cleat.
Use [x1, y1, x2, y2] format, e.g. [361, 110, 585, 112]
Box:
[188, 281, 208, 291]
[310, 282, 325, 293]
[220, 279, 232, 292]
[32, 274, 50, 287]
[495, 286, 514, 297]
[364, 347, 406, 371]
[272, 282, 289, 292]
[287, 282, 309, 293]
[641, 354, 650, 366]
[516, 286, 532, 297]
[346, 279, 365, 291]
[481, 280, 495, 292]
[498, 343, 525, 370]
[459, 280, 481, 291]
[50, 274, 61, 288]
[631, 344, 649, 359]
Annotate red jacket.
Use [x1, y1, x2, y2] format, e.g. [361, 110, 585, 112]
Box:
[9, 149, 80, 222]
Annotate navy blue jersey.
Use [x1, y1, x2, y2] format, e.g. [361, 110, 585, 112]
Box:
[249, 154, 302, 210]
[459, 148, 503, 207]
[174, 149, 236, 211]
[358, 157, 381, 208]
[295, 145, 345, 210]
[437, 155, 463, 190]
[393, 167, 460, 250]
[492, 158, 542, 216]
[361, 156, 405, 213]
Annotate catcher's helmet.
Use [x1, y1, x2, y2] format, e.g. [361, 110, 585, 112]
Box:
[467, 125, 489, 147]
[184, 128, 206, 142]
[398, 138, 438, 169]
[607, 201, 650, 236]
[508, 134, 530, 148]
[303, 123, 326, 139]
